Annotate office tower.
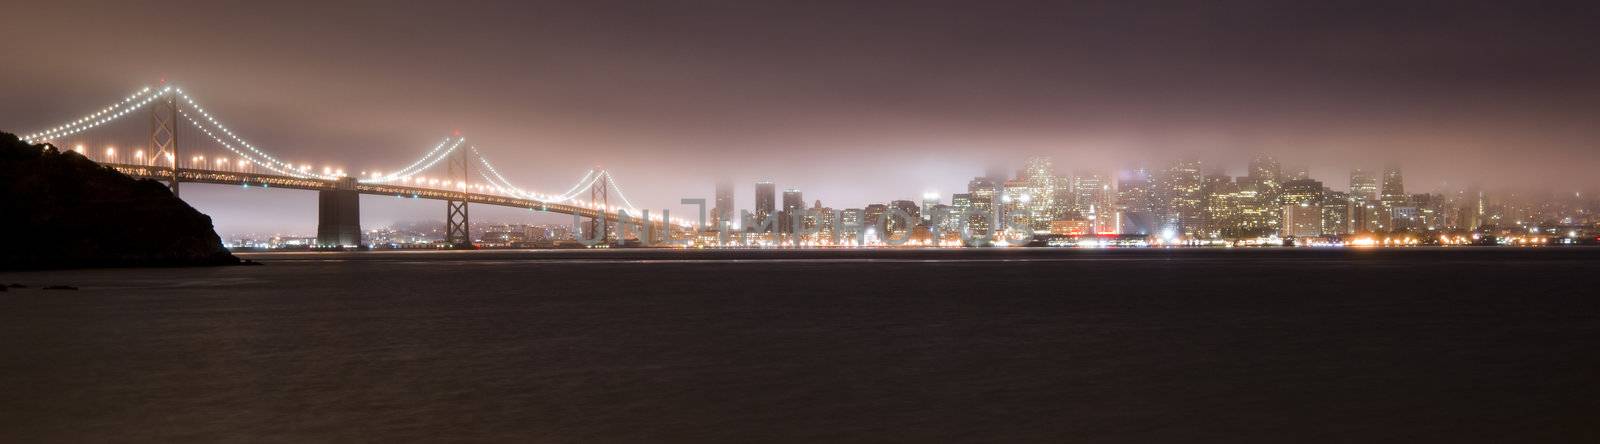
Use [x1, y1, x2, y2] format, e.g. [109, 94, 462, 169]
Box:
[966, 177, 997, 237]
[1321, 190, 1351, 236]
[1283, 202, 1323, 238]
[1380, 164, 1406, 208]
[1247, 154, 1283, 233]
[1071, 171, 1105, 215]
[1202, 175, 1241, 239]
[1249, 153, 1283, 185]
[889, 200, 919, 236]
[1348, 169, 1378, 201]
[947, 193, 972, 233]
[1003, 178, 1033, 233]
[1379, 164, 1408, 230]
[754, 181, 775, 232]
[921, 192, 940, 223]
[1117, 167, 1156, 235]
[1233, 176, 1276, 238]
[1412, 193, 1445, 231]
[1022, 156, 1058, 232]
[781, 189, 803, 234]
[863, 204, 888, 242]
[1280, 179, 1325, 206]
[839, 208, 863, 244]
[1158, 158, 1205, 237]
[712, 180, 734, 229]
[809, 200, 833, 244]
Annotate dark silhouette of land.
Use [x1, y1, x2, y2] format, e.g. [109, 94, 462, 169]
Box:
[0, 132, 238, 269]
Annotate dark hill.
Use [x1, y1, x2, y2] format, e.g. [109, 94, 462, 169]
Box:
[0, 132, 239, 269]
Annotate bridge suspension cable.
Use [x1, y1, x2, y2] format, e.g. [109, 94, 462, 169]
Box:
[21, 87, 158, 143]
[469, 145, 603, 203]
[362, 137, 465, 183]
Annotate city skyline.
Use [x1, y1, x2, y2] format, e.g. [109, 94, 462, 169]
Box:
[5, 2, 1600, 234]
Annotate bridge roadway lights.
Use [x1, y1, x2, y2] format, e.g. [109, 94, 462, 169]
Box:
[317, 177, 362, 248]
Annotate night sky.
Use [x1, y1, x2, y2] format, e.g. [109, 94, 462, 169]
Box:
[4, 1, 1598, 234]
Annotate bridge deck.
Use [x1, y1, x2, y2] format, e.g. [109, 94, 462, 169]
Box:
[105, 164, 675, 229]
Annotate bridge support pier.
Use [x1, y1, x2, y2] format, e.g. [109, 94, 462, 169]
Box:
[317, 177, 362, 248]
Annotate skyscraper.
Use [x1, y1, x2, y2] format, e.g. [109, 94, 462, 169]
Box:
[781, 188, 803, 234]
[1280, 179, 1325, 206]
[1158, 158, 1205, 237]
[1380, 164, 1408, 230]
[1022, 156, 1058, 232]
[754, 180, 775, 233]
[1380, 164, 1406, 207]
[888, 199, 919, 236]
[1348, 169, 1378, 201]
[1117, 167, 1156, 235]
[921, 192, 940, 223]
[966, 177, 997, 238]
[712, 180, 734, 229]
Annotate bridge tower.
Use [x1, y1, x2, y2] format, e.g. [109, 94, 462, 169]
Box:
[317, 177, 362, 248]
[589, 169, 609, 243]
[445, 142, 472, 249]
[150, 86, 179, 196]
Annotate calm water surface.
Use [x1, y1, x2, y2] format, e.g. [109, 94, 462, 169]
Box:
[2, 248, 1597, 442]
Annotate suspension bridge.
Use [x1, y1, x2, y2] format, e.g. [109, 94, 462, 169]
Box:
[19, 82, 690, 248]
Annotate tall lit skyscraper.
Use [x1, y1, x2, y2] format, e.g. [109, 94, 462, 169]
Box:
[1073, 170, 1116, 234]
[1117, 167, 1156, 235]
[1380, 164, 1408, 230]
[1020, 157, 1059, 232]
[921, 192, 940, 223]
[1380, 164, 1406, 206]
[966, 177, 997, 237]
[1159, 158, 1205, 237]
[1348, 169, 1378, 201]
[712, 180, 734, 229]
[1321, 191, 1352, 236]
[888, 200, 919, 236]
[754, 180, 775, 232]
[781, 188, 803, 234]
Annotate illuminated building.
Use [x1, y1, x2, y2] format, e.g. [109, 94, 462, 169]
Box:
[966, 177, 997, 237]
[888, 199, 919, 237]
[863, 204, 888, 242]
[1280, 179, 1324, 206]
[712, 180, 734, 229]
[1002, 179, 1032, 233]
[809, 200, 834, 244]
[1349, 169, 1378, 201]
[839, 208, 863, 244]
[1380, 164, 1407, 228]
[921, 192, 940, 223]
[1283, 202, 1322, 238]
[1321, 191, 1351, 236]
[781, 188, 803, 235]
[1022, 156, 1058, 232]
[1201, 175, 1242, 239]
[754, 180, 775, 233]
[1071, 170, 1116, 233]
[1117, 167, 1157, 235]
[1158, 158, 1205, 237]
[1049, 219, 1091, 236]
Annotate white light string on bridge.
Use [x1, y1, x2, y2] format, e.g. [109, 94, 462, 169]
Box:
[21, 87, 158, 143]
[599, 170, 642, 212]
[175, 109, 320, 179]
[468, 145, 602, 203]
[362, 137, 465, 184]
[172, 89, 331, 178]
